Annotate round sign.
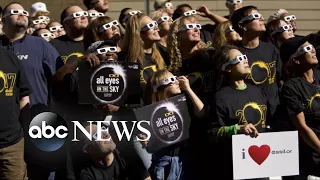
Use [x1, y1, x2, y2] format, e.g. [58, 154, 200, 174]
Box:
[90, 63, 127, 104]
[150, 103, 184, 144]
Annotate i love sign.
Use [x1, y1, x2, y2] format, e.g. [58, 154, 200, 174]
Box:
[232, 131, 299, 179]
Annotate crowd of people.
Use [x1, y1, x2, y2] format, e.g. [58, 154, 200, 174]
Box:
[1, 0, 320, 179]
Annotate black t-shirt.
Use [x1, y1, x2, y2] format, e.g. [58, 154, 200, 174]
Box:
[50, 35, 85, 70]
[281, 70, 320, 175]
[79, 149, 149, 180]
[238, 41, 281, 118]
[213, 84, 267, 178]
[156, 42, 170, 66]
[0, 47, 31, 148]
[200, 24, 216, 46]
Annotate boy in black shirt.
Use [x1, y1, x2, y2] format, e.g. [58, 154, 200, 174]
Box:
[0, 46, 31, 179]
[231, 6, 282, 126]
[78, 123, 151, 180]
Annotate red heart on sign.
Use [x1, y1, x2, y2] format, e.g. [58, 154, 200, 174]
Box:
[248, 145, 271, 165]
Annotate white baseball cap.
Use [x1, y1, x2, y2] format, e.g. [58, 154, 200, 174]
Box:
[30, 2, 50, 17]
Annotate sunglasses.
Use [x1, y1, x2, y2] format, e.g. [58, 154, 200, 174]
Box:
[32, 19, 47, 25]
[239, 13, 263, 24]
[82, 126, 109, 151]
[3, 9, 29, 18]
[226, 26, 235, 33]
[49, 26, 64, 32]
[226, 0, 242, 4]
[291, 45, 314, 58]
[284, 15, 296, 22]
[41, 33, 56, 38]
[63, 11, 88, 22]
[157, 16, 172, 24]
[271, 24, 292, 36]
[99, 20, 119, 32]
[184, 10, 197, 16]
[96, 47, 117, 54]
[180, 23, 202, 31]
[221, 55, 248, 71]
[129, 10, 142, 16]
[154, 76, 178, 92]
[89, 12, 105, 18]
[165, 2, 173, 8]
[141, 21, 158, 32]
[38, 16, 50, 22]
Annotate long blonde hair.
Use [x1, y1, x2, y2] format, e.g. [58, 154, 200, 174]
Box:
[121, 13, 165, 69]
[149, 69, 171, 104]
[167, 15, 208, 73]
[212, 21, 232, 50]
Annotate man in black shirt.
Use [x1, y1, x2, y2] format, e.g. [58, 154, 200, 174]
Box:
[77, 123, 151, 180]
[0, 46, 31, 179]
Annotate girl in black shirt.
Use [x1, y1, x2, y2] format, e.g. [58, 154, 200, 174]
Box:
[148, 69, 204, 180]
[281, 37, 320, 178]
[212, 45, 268, 180]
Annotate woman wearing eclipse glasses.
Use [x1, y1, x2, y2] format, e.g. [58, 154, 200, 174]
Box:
[211, 45, 270, 180]
[280, 37, 320, 179]
[147, 69, 204, 180]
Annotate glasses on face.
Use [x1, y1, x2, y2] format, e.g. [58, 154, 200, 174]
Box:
[96, 46, 117, 54]
[226, 26, 235, 33]
[38, 16, 50, 22]
[129, 10, 142, 16]
[165, 2, 173, 8]
[239, 13, 263, 24]
[3, 9, 29, 18]
[32, 19, 47, 25]
[179, 23, 202, 31]
[89, 12, 105, 18]
[41, 33, 56, 38]
[221, 54, 248, 71]
[141, 21, 158, 32]
[49, 26, 64, 32]
[99, 20, 119, 32]
[184, 10, 197, 17]
[271, 24, 292, 36]
[226, 0, 243, 5]
[292, 45, 314, 58]
[154, 76, 178, 92]
[283, 15, 296, 22]
[63, 11, 88, 22]
[157, 16, 172, 24]
[82, 126, 109, 150]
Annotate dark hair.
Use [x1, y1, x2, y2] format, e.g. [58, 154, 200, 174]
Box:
[262, 20, 283, 49]
[31, 28, 47, 36]
[118, 7, 132, 29]
[231, 6, 258, 36]
[2, 2, 22, 18]
[172, 4, 192, 21]
[213, 45, 240, 91]
[0, 6, 2, 16]
[60, 6, 72, 24]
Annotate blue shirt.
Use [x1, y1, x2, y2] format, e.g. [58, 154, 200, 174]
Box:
[0, 34, 59, 106]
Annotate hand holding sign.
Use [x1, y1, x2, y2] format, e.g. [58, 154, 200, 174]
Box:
[239, 123, 259, 137]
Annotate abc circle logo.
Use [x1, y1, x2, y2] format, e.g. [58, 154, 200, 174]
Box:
[28, 112, 68, 152]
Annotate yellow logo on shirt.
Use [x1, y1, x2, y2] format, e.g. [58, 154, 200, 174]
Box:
[246, 61, 276, 85]
[307, 93, 320, 110]
[140, 65, 157, 84]
[0, 71, 16, 97]
[236, 102, 267, 128]
[61, 52, 84, 64]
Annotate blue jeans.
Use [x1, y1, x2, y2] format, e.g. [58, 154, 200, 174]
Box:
[150, 155, 183, 180]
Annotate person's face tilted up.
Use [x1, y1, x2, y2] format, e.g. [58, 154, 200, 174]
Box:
[82, 124, 116, 157]
[30, 18, 47, 30]
[267, 20, 295, 49]
[140, 15, 161, 42]
[291, 42, 318, 69]
[87, 9, 105, 23]
[100, 19, 121, 42]
[93, 0, 109, 13]
[95, 44, 118, 62]
[33, 28, 55, 41]
[281, 12, 297, 33]
[178, 16, 201, 44]
[223, 48, 251, 78]
[226, 0, 243, 15]
[152, 11, 172, 34]
[62, 6, 88, 33]
[47, 22, 66, 38]
[225, 25, 242, 44]
[2, 3, 29, 34]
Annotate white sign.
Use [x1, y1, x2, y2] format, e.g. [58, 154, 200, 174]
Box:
[232, 131, 299, 180]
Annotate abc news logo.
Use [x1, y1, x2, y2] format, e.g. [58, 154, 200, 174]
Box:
[28, 112, 151, 152]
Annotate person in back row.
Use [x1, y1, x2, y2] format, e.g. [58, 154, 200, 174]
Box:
[231, 6, 282, 129]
